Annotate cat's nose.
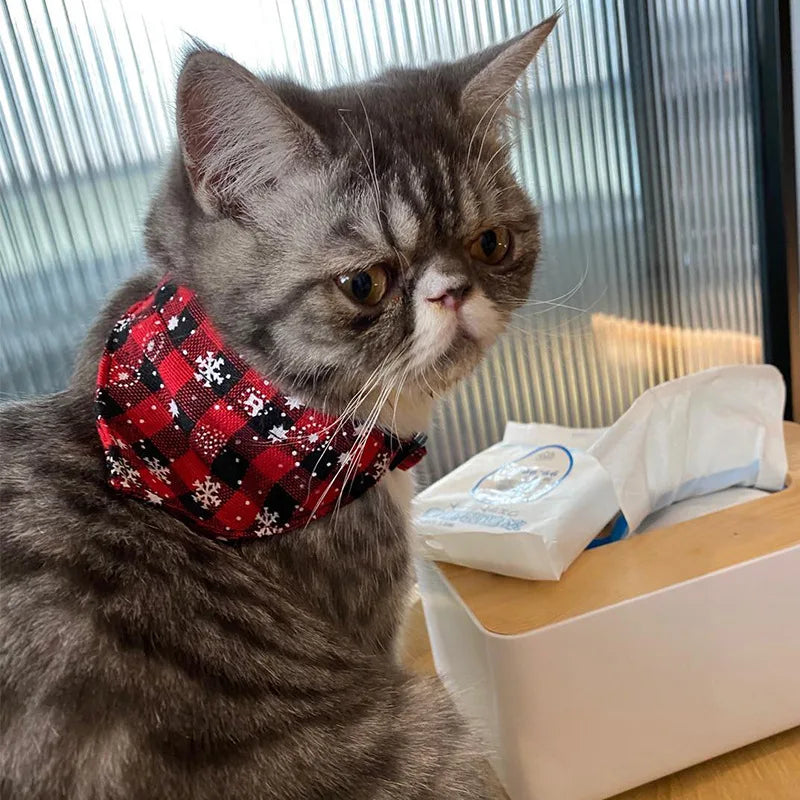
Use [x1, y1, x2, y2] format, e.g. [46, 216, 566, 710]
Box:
[427, 281, 473, 312]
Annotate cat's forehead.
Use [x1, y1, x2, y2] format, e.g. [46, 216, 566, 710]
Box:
[327, 69, 463, 138]
[325, 155, 485, 256]
[266, 73, 533, 258]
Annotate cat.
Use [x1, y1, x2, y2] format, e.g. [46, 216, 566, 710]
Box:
[1, 13, 556, 800]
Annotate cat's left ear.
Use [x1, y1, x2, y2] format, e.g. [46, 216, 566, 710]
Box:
[458, 12, 559, 126]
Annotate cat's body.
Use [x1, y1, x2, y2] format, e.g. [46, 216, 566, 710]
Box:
[1, 387, 481, 800]
[1, 15, 556, 799]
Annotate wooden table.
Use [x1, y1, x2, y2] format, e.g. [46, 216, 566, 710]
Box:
[402, 599, 800, 799]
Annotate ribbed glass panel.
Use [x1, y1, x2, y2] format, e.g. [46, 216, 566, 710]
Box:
[0, 0, 763, 481]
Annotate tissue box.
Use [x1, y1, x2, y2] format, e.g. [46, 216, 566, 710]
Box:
[417, 422, 800, 800]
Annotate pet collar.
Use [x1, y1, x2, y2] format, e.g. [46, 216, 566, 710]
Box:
[95, 278, 426, 540]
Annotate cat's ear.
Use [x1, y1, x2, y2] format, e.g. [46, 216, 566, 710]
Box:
[458, 12, 559, 126]
[177, 49, 324, 216]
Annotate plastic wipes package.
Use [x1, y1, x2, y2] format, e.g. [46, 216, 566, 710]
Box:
[413, 425, 618, 580]
[414, 365, 787, 581]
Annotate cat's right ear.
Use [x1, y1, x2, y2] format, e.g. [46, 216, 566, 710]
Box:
[177, 49, 324, 217]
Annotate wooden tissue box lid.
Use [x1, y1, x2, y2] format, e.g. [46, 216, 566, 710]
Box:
[437, 421, 800, 636]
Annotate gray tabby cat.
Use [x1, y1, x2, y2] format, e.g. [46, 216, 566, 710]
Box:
[1, 14, 556, 800]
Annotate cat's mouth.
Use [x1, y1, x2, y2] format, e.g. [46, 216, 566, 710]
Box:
[449, 299, 506, 354]
[417, 329, 486, 389]
[455, 315, 485, 345]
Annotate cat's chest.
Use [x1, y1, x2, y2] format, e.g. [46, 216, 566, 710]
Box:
[267, 467, 416, 596]
[380, 467, 416, 522]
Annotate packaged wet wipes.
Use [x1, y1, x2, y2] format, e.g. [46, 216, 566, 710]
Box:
[413, 425, 617, 580]
[414, 365, 787, 581]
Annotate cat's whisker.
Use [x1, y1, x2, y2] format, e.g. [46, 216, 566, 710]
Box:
[338, 108, 381, 224]
[392, 245, 413, 281]
[478, 135, 519, 184]
[475, 88, 514, 167]
[466, 87, 512, 167]
[521, 298, 596, 313]
[348, 349, 412, 475]
[331, 374, 396, 529]
[354, 89, 382, 226]
[304, 351, 400, 485]
[409, 359, 446, 403]
[301, 364, 390, 492]
[484, 159, 514, 191]
[343, 389, 387, 487]
[311, 371, 398, 529]
[423, 373, 445, 401]
[412, 345, 452, 398]
[303, 346, 409, 514]
[503, 316, 596, 343]
[508, 286, 608, 324]
[347, 348, 409, 425]
[497, 259, 594, 316]
[536, 259, 593, 305]
[388, 357, 415, 436]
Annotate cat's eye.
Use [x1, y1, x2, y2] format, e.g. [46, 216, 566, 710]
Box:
[469, 227, 511, 265]
[337, 264, 390, 306]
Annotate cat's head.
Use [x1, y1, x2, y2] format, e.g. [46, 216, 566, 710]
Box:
[147, 15, 557, 432]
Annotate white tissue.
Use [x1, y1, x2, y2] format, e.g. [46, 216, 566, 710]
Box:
[588, 365, 787, 533]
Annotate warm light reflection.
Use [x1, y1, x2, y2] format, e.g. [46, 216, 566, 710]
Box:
[591, 313, 762, 375]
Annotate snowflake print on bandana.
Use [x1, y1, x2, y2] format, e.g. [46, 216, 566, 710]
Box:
[268, 424, 289, 442]
[194, 351, 225, 388]
[351, 420, 367, 436]
[112, 313, 134, 336]
[94, 277, 427, 541]
[143, 457, 171, 486]
[369, 451, 391, 482]
[253, 507, 281, 537]
[293, 415, 329, 454]
[143, 330, 169, 362]
[107, 452, 140, 489]
[193, 476, 222, 510]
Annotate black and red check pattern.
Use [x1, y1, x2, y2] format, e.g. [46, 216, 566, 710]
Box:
[95, 278, 426, 540]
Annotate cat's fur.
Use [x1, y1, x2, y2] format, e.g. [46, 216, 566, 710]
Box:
[1, 15, 556, 800]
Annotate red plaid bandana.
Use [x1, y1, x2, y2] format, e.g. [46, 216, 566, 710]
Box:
[95, 278, 426, 540]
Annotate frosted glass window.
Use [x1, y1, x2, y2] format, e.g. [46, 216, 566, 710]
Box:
[0, 0, 762, 480]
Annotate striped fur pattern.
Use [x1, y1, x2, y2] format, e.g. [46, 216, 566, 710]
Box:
[1, 15, 556, 800]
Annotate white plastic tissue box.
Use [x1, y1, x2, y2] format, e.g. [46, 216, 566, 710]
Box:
[417, 423, 800, 800]
[416, 365, 797, 800]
